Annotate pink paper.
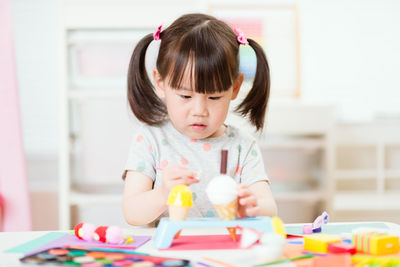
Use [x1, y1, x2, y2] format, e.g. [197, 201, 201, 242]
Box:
[163, 235, 247, 250]
[0, 0, 31, 231]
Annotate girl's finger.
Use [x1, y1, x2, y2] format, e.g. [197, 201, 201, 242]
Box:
[246, 206, 260, 217]
[239, 195, 257, 206]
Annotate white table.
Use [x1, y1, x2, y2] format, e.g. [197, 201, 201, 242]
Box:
[1, 222, 399, 267]
[0, 227, 263, 267]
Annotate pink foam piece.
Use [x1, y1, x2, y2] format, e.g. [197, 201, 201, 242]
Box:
[0, 0, 31, 231]
[303, 224, 313, 234]
[162, 234, 251, 250]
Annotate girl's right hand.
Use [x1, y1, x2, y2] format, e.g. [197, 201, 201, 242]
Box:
[160, 164, 199, 195]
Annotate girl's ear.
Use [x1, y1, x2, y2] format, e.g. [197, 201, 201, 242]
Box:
[231, 73, 244, 100]
[153, 69, 165, 98]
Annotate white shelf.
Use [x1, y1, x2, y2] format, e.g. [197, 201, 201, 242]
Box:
[333, 192, 400, 211]
[334, 169, 377, 179]
[386, 170, 400, 179]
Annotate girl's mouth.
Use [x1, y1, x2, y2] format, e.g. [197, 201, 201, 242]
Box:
[191, 124, 207, 131]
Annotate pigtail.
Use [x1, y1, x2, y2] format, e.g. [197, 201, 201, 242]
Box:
[235, 38, 270, 132]
[127, 33, 166, 125]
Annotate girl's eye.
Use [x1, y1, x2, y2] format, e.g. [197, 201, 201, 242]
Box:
[180, 95, 191, 99]
[209, 96, 221, 100]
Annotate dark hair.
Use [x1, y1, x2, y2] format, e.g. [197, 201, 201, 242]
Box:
[127, 13, 270, 131]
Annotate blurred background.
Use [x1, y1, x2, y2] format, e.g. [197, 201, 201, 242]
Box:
[3, 0, 400, 230]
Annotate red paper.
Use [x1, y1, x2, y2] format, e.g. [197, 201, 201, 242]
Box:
[163, 235, 244, 250]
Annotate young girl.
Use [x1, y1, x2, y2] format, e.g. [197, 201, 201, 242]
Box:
[122, 13, 277, 226]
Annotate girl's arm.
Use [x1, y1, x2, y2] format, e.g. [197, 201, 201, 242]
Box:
[123, 171, 169, 226]
[238, 181, 278, 217]
[123, 166, 199, 226]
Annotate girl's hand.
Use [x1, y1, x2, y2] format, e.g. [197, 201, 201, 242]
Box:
[160, 164, 199, 196]
[237, 183, 260, 217]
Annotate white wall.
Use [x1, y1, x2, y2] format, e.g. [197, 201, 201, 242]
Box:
[300, 0, 400, 122]
[12, 0, 59, 157]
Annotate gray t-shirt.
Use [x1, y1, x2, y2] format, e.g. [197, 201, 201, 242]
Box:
[123, 120, 269, 219]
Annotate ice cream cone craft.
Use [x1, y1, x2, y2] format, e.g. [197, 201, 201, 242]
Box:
[167, 185, 193, 239]
[206, 175, 239, 241]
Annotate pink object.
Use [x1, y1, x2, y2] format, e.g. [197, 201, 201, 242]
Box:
[233, 28, 249, 45]
[106, 226, 124, 244]
[81, 223, 96, 241]
[162, 234, 249, 250]
[303, 224, 313, 234]
[153, 24, 162, 40]
[0, 0, 31, 231]
[328, 242, 356, 255]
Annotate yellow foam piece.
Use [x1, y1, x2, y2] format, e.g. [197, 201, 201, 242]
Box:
[167, 184, 193, 207]
[271, 216, 286, 238]
[304, 234, 341, 253]
[353, 232, 400, 255]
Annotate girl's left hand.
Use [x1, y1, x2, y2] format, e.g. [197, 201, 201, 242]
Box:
[237, 183, 260, 217]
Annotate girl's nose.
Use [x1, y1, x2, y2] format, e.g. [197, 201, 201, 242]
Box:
[192, 97, 208, 116]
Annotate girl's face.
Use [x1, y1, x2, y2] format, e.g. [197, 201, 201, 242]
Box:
[153, 69, 243, 140]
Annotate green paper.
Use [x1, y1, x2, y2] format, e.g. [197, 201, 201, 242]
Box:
[5, 232, 67, 254]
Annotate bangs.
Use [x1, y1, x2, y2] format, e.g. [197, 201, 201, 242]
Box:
[165, 26, 238, 94]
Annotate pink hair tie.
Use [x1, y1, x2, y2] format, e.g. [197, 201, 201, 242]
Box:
[234, 27, 249, 45]
[153, 24, 162, 41]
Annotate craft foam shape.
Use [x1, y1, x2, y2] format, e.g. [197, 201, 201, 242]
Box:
[304, 234, 341, 253]
[153, 216, 274, 249]
[303, 224, 313, 234]
[327, 242, 356, 254]
[240, 227, 262, 248]
[353, 232, 399, 255]
[312, 253, 351, 267]
[271, 216, 286, 237]
[0, 0, 31, 231]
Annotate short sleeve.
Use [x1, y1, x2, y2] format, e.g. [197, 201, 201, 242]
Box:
[122, 126, 156, 181]
[239, 141, 269, 186]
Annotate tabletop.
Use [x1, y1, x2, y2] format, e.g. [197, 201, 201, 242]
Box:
[1, 222, 399, 267]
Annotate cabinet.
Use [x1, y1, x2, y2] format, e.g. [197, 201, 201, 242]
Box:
[332, 120, 400, 223]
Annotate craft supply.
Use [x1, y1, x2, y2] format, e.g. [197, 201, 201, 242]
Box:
[167, 185, 193, 221]
[22, 233, 150, 258]
[253, 254, 314, 267]
[74, 223, 127, 244]
[206, 151, 238, 242]
[255, 233, 286, 262]
[271, 216, 286, 238]
[303, 224, 313, 234]
[352, 231, 399, 255]
[153, 217, 274, 249]
[20, 247, 191, 266]
[312, 227, 322, 233]
[307, 211, 329, 233]
[327, 242, 356, 254]
[240, 227, 263, 248]
[304, 234, 341, 253]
